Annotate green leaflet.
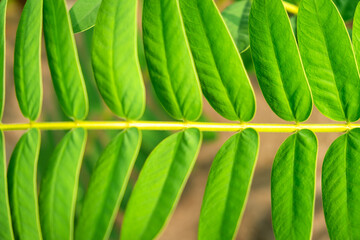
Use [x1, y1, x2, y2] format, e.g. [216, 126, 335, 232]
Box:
[179, 0, 255, 122]
[142, 0, 202, 121]
[121, 128, 202, 240]
[69, 0, 101, 33]
[43, 0, 89, 120]
[92, 0, 145, 120]
[333, 0, 360, 21]
[7, 129, 42, 240]
[322, 128, 360, 239]
[39, 128, 87, 240]
[0, 131, 14, 240]
[0, 0, 6, 120]
[249, 0, 312, 122]
[271, 129, 318, 239]
[14, 0, 42, 121]
[222, 0, 251, 53]
[298, 0, 360, 122]
[353, 4, 360, 67]
[75, 128, 141, 240]
[198, 129, 259, 240]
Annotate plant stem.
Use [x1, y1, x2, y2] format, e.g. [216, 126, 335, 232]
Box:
[283, 1, 298, 15]
[0, 121, 356, 133]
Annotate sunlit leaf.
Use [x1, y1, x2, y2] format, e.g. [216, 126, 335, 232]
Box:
[75, 128, 141, 240]
[298, 0, 360, 122]
[352, 3, 360, 67]
[69, 0, 101, 33]
[198, 128, 259, 240]
[0, 0, 6, 120]
[121, 128, 202, 240]
[271, 129, 318, 239]
[7, 129, 42, 240]
[39, 128, 87, 240]
[92, 0, 145, 120]
[43, 0, 89, 120]
[322, 128, 360, 239]
[333, 0, 360, 21]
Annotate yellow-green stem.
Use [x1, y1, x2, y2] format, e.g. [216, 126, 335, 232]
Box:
[283, 1, 298, 15]
[0, 121, 357, 133]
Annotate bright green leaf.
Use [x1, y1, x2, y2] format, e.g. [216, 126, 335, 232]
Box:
[271, 129, 318, 239]
[7, 129, 42, 240]
[92, 0, 145, 120]
[39, 128, 87, 240]
[0, 131, 14, 240]
[43, 0, 89, 120]
[14, 0, 42, 121]
[249, 0, 312, 122]
[179, 0, 255, 122]
[333, 0, 360, 21]
[75, 128, 141, 240]
[352, 3, 360, 67]
[322, 128, 360, 239]
[121, 128, 202, 240]
[222, 0, 251, 53]
[298, 0, 360, 122]
[0, 0, 6, 120]
[142, 0, 202, 121]
[69, 0, 101, 33]
[198, 128, 259, 240]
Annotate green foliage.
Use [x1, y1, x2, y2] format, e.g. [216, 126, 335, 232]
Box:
[353, 4, 360, 66]
[0, 0, 6, 120]
[333, 0, 360, 21]
[69, 0, 101, 33]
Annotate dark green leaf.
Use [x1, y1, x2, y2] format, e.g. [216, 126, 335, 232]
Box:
[0, 0, 6, 120]
[198, 128, 259, 240]
[298, 0, 360, 122]
[0, 131, 14, 240]
[75, 128, 141, 240]
[333, 0, 360, 21]
[39, 128, 87, 240]
[121, 128, 202, 240]
[142, 0, 203, 121]
[271, 129, 318, 239]
[322, 128, 360, 239]
[92, 0, 145, 120]
[179, 0, 256, 121]
[14, 0, 42, 121]
[7, 129, 42, 240]
[43, 0, 89, 120]
[249, 0, 312, 122]
[222, 0, 251, 53]
[69, 0, 101, 33]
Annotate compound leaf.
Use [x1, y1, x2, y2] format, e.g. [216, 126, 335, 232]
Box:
[7, 129, 42, 240]
[271, 129, 318, 239]
[142, 0, 202, 121]
[75, 128, 141, 240]
[179, 0, 255, 122]
[222, 0, 251, 53]
[298, 0, 360, 122]
[39, 128, 87, 240]
[14, 0, 42, 121]
[322, 128, 360, 239]
[0, 0, 6, 120]
[0, 131, 14, 240]
[92, 0, 145, 120]
[198, 128, 259, 240]
[333, 0, 360, 21]
[249, 0, 312, 122]
[69, 0, 101, 33]
[43, 0, 89, 120]
[121, 128, 202, 240]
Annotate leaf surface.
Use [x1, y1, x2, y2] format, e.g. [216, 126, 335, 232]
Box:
[75, 128, 141, 240]
[179, 0, 255, 121]
[249, 0, 312, 122]
[92, 0, 145, 120]
[14, 0, 42, 121]
[43, 0, 89, 120]
[39, 128, 87, 240]
[352, 3, 360, 67]
[333, 0, 360, 21]
[0, 0, 6, 120]
[322, 128, 360, 239]
[0, 131, 14, 240]
[198, 128, 259, 240]
[69, 0, 101, 33]
[271, 129, 318, 239]
[142, 0, 202, 121]
[7, 129, 42, 240]
[298, 0, 360, 122]
[121, 128, 202, 240]
[222, 0, 251, 53]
